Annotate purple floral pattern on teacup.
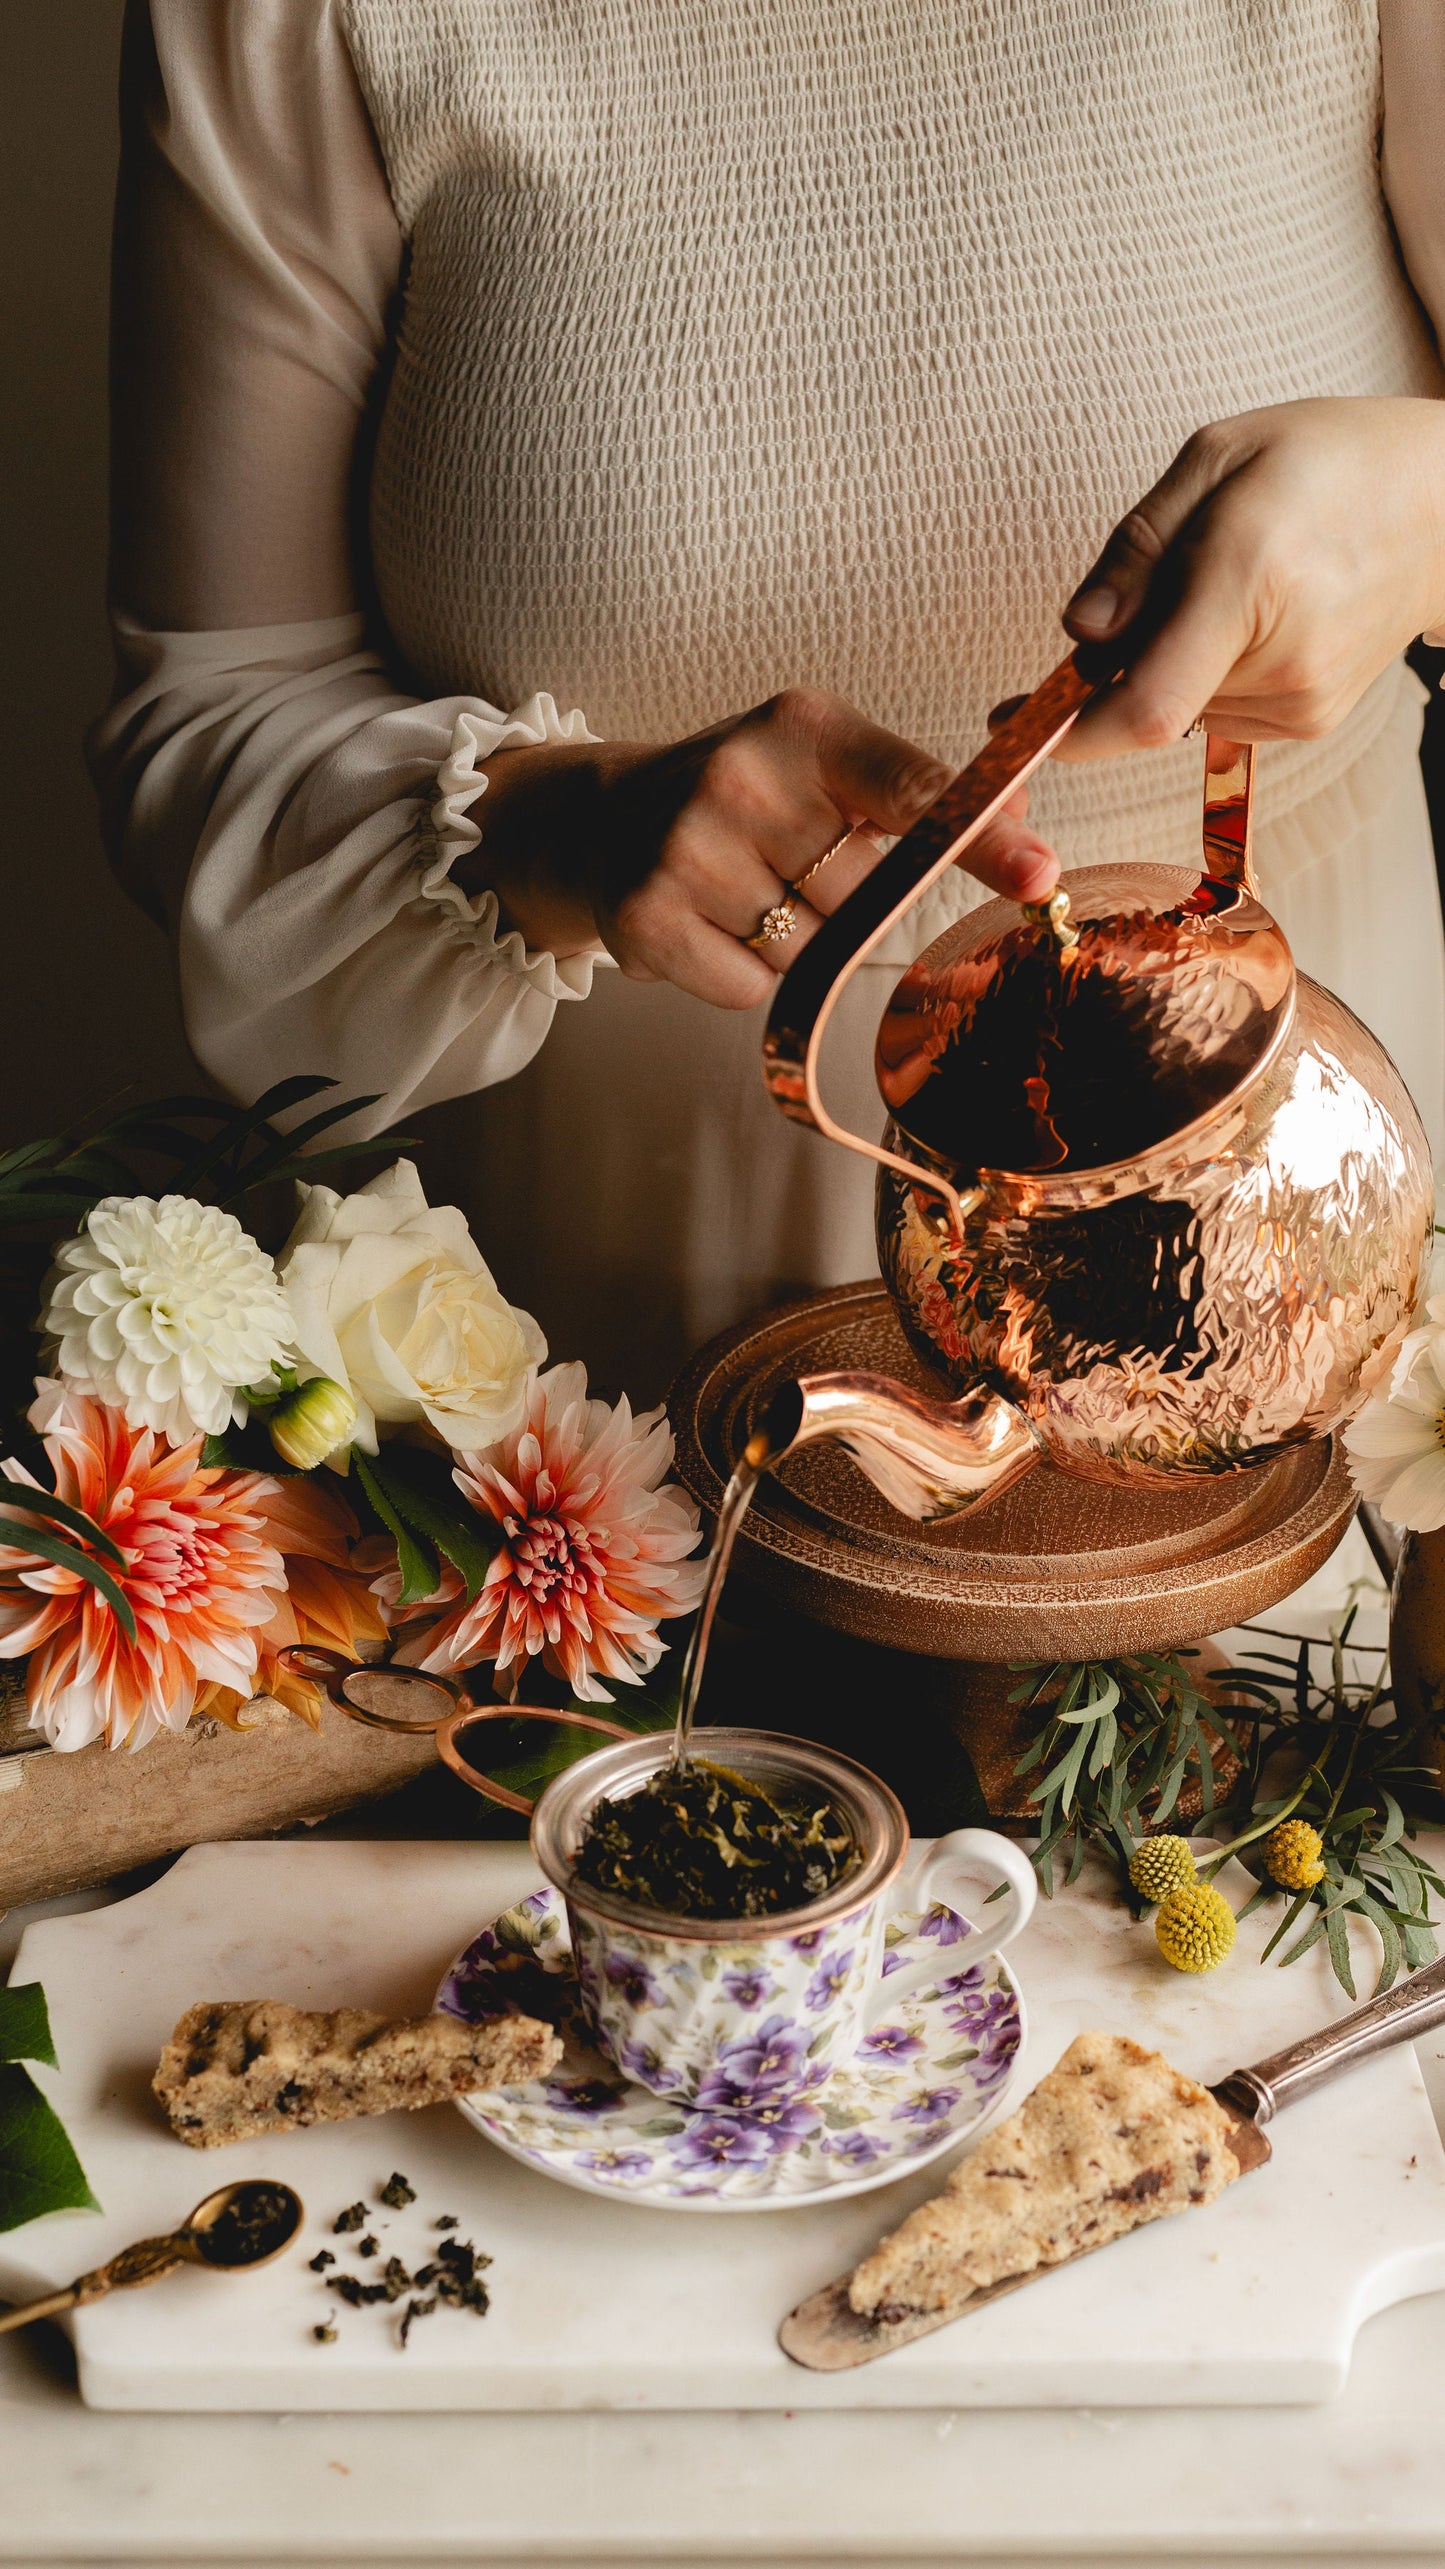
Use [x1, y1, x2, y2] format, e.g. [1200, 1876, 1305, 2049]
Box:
[603, 1951, 660, 2009]
[720, 1964, 775, 2008]
[694, 2015, 810, 2111]
[568, 1897, 873, 2107]
[436, 1887, 1025, 2208]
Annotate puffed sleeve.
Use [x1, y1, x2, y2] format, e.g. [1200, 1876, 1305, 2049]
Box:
[1381, 0, 1445, 648]
[90, 0, 604, 1131]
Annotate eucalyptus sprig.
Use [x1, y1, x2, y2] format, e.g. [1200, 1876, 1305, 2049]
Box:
[1011, 1650, 1240, 1897]
[1207, 1619, 1443, 1997]
[1013, 1612, 1444, 1996]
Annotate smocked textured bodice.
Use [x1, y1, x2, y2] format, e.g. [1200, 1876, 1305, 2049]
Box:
[342, 0, 1443, 915]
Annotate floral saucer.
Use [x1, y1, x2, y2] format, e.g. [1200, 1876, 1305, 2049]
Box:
[434, 1888, 1025, 2212]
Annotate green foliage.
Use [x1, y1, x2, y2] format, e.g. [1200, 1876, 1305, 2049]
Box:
[1209, 1621, 1443, 1999]
[350, 1443, 499, 1607]
[1010, 1651, 1230, 1897]
[1014, 1614, 1443, 1997]
[0, 1985, 99, 2234]
[0, 1984, 56, 2068]
[0, 1076, 415, 1237]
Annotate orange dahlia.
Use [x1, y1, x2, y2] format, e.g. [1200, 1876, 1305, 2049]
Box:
[196, 1474, 391, 1730]
[0, 1384, 284, 1752]
[380, 1362, 706, 1702]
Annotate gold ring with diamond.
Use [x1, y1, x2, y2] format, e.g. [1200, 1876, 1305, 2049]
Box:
[746, 893, 800, 951]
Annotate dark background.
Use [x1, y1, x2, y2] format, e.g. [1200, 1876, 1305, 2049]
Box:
[2, 0, 1442, 1162]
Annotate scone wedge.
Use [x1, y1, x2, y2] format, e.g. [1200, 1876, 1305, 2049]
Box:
[781, 2030, 1259, 2370]
[154, 1999, 561, 2146]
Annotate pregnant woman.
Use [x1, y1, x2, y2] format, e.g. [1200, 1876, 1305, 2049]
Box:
[93, 1, 1445, 1396]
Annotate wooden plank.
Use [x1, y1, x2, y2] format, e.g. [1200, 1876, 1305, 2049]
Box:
[0, 1684, 438, 1907]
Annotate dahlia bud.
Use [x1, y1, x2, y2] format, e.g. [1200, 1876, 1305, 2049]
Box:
[268, 1376, 357, 1470]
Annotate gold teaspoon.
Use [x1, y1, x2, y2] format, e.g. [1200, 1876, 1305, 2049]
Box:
[0, 2178, 303, 2335]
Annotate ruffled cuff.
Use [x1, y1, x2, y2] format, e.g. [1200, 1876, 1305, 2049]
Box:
[419, 692, 606, 1001]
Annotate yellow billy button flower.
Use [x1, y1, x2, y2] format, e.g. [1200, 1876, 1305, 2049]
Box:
[1155, 1881, 1237, 1974]
[268, 1377, 358, 1472]
[1264, 1818, 1326, 1891]
[1128, 1835, 1196, 1904]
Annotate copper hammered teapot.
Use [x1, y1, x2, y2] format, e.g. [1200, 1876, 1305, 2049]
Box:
[756, 655, 1434, 1515]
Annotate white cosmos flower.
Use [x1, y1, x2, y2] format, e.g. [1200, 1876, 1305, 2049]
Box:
[40, 1195, 294, 1445]
[1343, 1296, 1445, 1531]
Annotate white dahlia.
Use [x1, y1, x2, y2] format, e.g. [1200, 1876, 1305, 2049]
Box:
[40, 1195, 294, 1444]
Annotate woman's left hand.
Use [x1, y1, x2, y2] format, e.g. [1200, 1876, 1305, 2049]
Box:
[1053, 396, 1445, 760]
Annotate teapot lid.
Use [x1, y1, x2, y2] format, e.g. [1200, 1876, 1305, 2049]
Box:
[875, 860, 1295, 1178]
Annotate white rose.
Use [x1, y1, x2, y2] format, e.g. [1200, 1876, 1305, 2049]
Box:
[276, 1160, 545, 1457]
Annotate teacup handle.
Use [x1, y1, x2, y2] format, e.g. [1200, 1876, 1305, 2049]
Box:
[862, 1828, 1037, 2029]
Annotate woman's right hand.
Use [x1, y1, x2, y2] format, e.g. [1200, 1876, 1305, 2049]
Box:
[460, 687, 1060, 1009]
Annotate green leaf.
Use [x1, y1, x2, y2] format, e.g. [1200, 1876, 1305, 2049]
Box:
[351, 1450, 440, 1607]
[364, 1448, 498, 1599]
[0, 1482, 127, 1572]
[1057, 1673, 1121, 1725]
[0, 1521, 137, 1644]
[0, 1984, 57, 2069]
[221, 1134, 420, 1199]
[1278, 1911, 1329, 1968]
[219, 1093, 386, 1194]
[1324, 1903, 1357, 1999]
[0, 2061, 99, 2232]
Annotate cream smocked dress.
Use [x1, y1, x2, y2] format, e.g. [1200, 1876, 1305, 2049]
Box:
[94, 0, 1445, 1399]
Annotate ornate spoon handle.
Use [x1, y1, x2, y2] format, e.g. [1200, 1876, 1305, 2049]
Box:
[0, 2236, 184, 2336]
[1218, 1953, 1445, 2124]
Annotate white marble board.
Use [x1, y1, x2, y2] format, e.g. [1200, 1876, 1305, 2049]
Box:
[5, 1836, 1445, 2412]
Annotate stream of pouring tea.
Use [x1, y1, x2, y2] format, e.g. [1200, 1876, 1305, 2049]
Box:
[670, 1430, 773, 1768]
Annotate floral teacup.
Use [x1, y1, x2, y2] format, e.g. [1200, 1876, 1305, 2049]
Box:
[454, 1720, 1035, 2107]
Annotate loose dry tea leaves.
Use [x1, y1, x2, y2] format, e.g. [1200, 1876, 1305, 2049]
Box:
[379, 2171, 416, 2208]
[326, 2255, 414, 2309]
[196, 2182, 296, 2267]
[312, 2193, 493, 2348]
[574, 1759, 855, 1919]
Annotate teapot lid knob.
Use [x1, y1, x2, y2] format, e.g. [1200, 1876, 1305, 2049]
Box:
[1020, 886, 1081, 953]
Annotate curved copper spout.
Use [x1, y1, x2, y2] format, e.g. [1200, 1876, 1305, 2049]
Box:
[752, 1371, 1042, 1522]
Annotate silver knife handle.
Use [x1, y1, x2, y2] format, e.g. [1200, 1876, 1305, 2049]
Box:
[1219, 1952, 1445, 2124]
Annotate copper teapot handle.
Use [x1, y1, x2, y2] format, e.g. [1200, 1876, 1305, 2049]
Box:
[761, 653, 1103, 1229]
[1201, 735, 1258, 893]
[763, 656, 1258, 1222]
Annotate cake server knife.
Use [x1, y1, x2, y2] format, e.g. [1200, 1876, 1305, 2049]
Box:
[779, 1952, 1445, 2371]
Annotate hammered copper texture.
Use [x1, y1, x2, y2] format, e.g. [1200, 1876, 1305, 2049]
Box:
[879, 969, 1433, 1483]
[667, 1283, 1357, 1663]
[878, 863, 1293, 1175]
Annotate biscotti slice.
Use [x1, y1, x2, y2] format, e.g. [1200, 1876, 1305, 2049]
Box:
[848, 2029, 1239, 2322]
[154, 2000, 561, 2147]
